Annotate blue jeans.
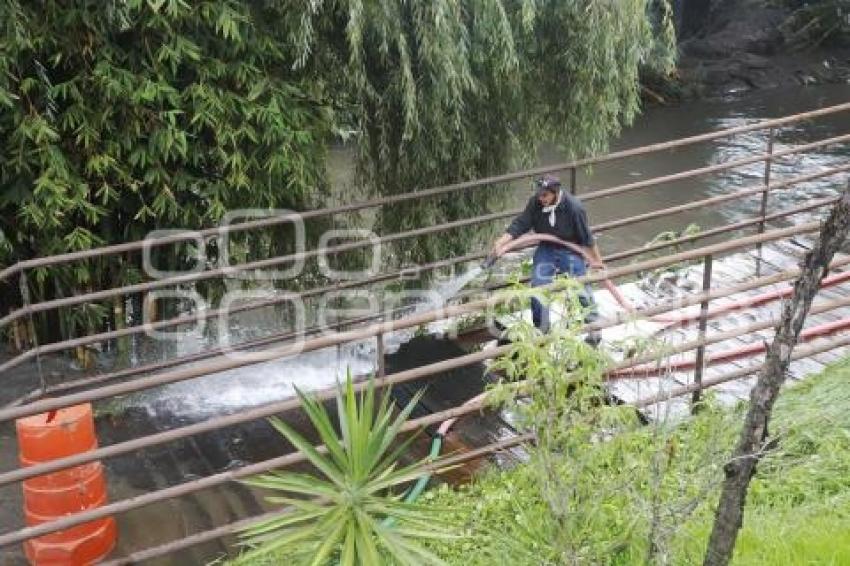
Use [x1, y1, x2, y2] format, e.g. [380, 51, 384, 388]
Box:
[530, 244, 597, 332]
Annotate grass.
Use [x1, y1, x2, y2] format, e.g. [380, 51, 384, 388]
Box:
[423, 356, 850, 565]
[226, 357, 850, 564]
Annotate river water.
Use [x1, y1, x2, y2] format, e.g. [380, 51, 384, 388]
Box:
[125, 84, 850, 419]
[1, 84, 849, 564]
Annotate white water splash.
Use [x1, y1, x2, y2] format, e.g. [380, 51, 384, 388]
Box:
[432, 265, 484, 305]
[116, 265, 489, 418]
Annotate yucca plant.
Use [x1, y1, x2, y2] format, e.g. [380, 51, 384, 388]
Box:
[236, 372, 455, 565]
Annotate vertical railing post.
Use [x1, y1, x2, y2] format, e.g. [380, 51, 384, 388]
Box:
[569, 166, 577, 196]
[376, 331, 385, 377]
[692, 253, 713, 412]
[756, 127, 774, 276]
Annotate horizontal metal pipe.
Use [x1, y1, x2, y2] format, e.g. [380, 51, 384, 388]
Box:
[591, 164, 850, 233]
[0, 209, 520, 331]
[95, 327, 850, 564]
[6, 101, 850, 284]
[604, 196, 838, 263]
[3, 245, 847, 545]
[611, 294, 850, 377]
[98, 432, 534, 566]
[5, 281, 849, 547]
[0, 194, 800, 401]
[0, 344, 508, 488]
[0, 105, 844, 556]
[0, 221, 822, 425]
[7, 193, 837, 417]
[5, 246, 848, 491]
[75, 327, 850, 563]
[4, 132, 848, 335]
[0, 249, 487, 376]
[5, 304, 414, 407]
[580, 132, 850, 204]
[27, 194, 837, 403]
[4, 101, 848, 283]
[4, 163, 843, 384]
[457, 196, 838, 302]
[634, 332, 850, 408]
[101, 508, 285, 566]
[614, 314, 850, 378]
[0, 389, 504, 547]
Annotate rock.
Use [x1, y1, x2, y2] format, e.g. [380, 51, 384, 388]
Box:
[681, 38, 733, 60]
[795, 71, 818, 86]
[735, 52, 772, 69]
[672, 0, 850, 100]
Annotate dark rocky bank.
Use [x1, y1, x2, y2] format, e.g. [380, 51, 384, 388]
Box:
[660, 0, 850, 100]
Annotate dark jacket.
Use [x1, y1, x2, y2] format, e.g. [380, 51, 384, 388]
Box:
[506, 193, 594, 247]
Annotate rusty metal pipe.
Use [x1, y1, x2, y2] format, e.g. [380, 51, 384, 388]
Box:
[0, 392, 503, 547]
[7, 196, 835, 415]
[0, 222, 823, 426]
[98, 432, 534, 566]
[4, 240, 848, 492]
[0, 249, 487, 375]
[3, 132, 847, 335]
[591, 165, 850, 233]
[4, 101, 849, 283]
[0, 209, 520, 331]
[580, 133, 850, 204]
[3, 285, 849, 547]
[4, 165, 845, 377]
[634, 332, 850, 408]
[82, 328, 850, 564]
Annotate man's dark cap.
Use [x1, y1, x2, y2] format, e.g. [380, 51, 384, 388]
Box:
[534, 174, 561, 196]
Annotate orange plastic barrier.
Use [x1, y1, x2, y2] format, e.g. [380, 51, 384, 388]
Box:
[16, 403, 116, 565]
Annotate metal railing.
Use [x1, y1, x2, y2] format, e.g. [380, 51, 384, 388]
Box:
[1, 221, 847, 549]
[1, 134, 848, 386]
[0, 103, 847, 388]
[2, 104, 850, 562]
[3, 100, 849, 283]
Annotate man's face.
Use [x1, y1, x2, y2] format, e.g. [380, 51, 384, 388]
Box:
[538, 189, 558, 207]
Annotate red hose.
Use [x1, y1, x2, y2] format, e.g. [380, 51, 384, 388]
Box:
[494, 234, 850, 328]
[655, 269, 850, 330]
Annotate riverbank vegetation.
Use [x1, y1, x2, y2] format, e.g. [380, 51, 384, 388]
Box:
[234, 278, 850, 564]
[777, 0, 850, 50]
[235, 375, 454, 565]
[422, 353, 850, 564]
[0, 1, 674, 344]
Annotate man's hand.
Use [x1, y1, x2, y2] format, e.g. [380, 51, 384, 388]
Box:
[585, 243, 604, 268]
[491, 233, 513, 257]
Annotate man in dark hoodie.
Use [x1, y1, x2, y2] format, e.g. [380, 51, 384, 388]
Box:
[491, 174, 602, 334]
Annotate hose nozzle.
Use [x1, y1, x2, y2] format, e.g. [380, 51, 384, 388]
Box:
[480, 254, 498, 270]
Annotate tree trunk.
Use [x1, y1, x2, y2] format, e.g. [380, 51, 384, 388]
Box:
[703, 187, 850, 566]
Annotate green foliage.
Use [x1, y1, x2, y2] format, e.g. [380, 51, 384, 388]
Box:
[0, 0, 331, 336]
[776, 0, 850, 49]
[309, 0, 678, 266]
[425, 354, 850, 565]
[747, 359, 850, 509]
[480, 278, 728, 563]
[424, 397, 737, 564]
[1, 1, 676, 339]
[236, 373, 454, 565]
